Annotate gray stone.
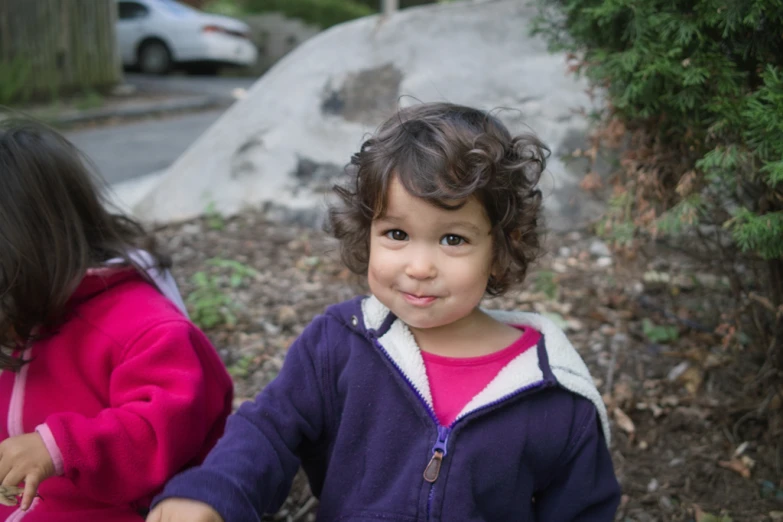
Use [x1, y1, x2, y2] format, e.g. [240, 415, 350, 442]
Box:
[321, 63, 404, 125]
[589, 239, 611, 258]
[132, 0, 605, 229]
[595, 256, 613, 268]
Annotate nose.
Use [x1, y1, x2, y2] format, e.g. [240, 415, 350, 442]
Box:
[405, 246, 437, 280]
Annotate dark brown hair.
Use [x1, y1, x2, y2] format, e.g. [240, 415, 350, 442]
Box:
[0, 119, 170, 371]
[328, 102, 550, 296]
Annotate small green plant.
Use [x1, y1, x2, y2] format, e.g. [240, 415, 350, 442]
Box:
[207, 258, 260, 287]
[204, 202, 225, 231]
[642, 318, 679, 344]
[186, 258, 260, 329]
[228, 354, 255, 378]
[533, 270, 558, 300]
[595, 191, 635, 246]
[0, 57, 32, 105]
[243, 0, 373, 29]
[697, 513, 733, 522]
[74, 89, 104, 111]
[203, 0, 246, 16]
[187, 271, 236, 329]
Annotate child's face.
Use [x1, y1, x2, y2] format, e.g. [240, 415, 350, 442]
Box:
[368, 177, 493, 331]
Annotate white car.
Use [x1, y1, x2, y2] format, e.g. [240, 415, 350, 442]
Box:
[115, 0, 258, 75]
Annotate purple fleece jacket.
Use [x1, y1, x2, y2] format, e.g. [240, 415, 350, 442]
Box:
[153, 296, 620, 521]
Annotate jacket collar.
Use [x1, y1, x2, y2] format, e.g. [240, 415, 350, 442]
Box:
[69, 266, 141, 303]
[357, 295, 611, 443]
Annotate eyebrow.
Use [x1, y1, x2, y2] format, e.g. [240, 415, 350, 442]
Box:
[378, 214, 484, 234]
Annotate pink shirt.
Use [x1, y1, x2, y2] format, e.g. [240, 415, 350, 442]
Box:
[422, 326, 542, 426]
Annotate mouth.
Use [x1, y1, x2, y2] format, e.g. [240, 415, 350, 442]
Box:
[401, 292, 438, 307]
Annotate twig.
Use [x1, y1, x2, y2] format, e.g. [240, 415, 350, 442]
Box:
[732, 409, 759, 442]
[636, 295, 715, 332]
[605, 336, 620, 396]
[749, 292, 776, 312]
[721, 425, 736, 446]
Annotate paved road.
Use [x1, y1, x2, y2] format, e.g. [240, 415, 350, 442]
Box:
[67, 110, 225, 185]
[125, 73, 257, 98]
[66, 74, 257, 185]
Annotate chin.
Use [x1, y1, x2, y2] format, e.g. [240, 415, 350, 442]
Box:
[397, 312, 449, 331]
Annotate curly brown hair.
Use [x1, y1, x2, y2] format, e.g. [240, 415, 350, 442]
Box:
[328, 102, 550, 296]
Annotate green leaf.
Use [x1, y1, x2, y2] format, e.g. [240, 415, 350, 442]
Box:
[642, 319, 679, 344]
[698, 513, 733, 522]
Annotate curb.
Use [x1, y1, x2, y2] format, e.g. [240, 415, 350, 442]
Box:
[51, 95, 235, 127]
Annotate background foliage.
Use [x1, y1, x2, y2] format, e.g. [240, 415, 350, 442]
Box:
[534, 0, 783, 379]
[204, 0, 440, 28]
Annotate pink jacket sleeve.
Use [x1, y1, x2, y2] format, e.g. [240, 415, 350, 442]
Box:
[42, 320, 232, 505]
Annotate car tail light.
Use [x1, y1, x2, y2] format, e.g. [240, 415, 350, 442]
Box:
[202, 25, 249, 39]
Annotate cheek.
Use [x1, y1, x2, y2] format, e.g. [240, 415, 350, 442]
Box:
[445, 258, 491, 292]
[367, 245, 392, 282]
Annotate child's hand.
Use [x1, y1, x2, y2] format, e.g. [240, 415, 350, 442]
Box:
[146, 498, 224, 522]
[0, 433, 55, 510]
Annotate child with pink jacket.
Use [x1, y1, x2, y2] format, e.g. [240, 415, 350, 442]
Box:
[0, 119, 233, 521]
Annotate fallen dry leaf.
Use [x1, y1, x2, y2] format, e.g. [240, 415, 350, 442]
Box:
[614, 407, 636, 437]
[613, 381, 634, 409]
[660, 395, 680, 407]
[718, 457, 752, 479]
[680, 366, 704, 395]
[579, 171, 603, 191]
[741, 454, 756, 470]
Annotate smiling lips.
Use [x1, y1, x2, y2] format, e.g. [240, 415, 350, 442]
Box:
[401, 292, 438, 307]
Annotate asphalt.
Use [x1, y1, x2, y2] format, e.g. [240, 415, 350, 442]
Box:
[68, 109, 226, 185]
[59, 74, 258, 187]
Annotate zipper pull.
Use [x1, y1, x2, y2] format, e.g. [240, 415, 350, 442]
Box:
[423, 450, 443, 482]
[423, 426, 451, 483]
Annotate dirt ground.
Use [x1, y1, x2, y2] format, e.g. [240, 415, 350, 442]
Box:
[156, 209, 783, 522]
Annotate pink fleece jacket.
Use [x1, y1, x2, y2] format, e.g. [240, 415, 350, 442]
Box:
[0, 268, 233, 521]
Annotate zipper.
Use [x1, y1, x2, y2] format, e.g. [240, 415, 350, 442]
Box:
[368, 334, 446, 521]
[423, 425, 450, 483]
[368, 330, 551, 521]
[424, 426, 450, 521]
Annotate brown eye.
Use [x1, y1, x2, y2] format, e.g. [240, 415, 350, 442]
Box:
[385, 230, 408, 241]
[441, 234, 465, 246]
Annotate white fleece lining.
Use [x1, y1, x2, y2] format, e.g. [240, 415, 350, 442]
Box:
[361, 296, 611, 445]
[362, 297, 433, 408]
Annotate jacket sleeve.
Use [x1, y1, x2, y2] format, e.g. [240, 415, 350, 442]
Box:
[151, 316, 333, 522]
[534, 397, 621, 521]
[41, 320, 233, 505]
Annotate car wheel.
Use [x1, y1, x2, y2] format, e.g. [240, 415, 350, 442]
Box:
[138, 40, 172, 75]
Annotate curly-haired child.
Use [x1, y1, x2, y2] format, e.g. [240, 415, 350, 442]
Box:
[149, 102, 621, 521]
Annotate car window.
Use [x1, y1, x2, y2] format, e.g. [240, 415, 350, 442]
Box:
[118, 1, 150, 20]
